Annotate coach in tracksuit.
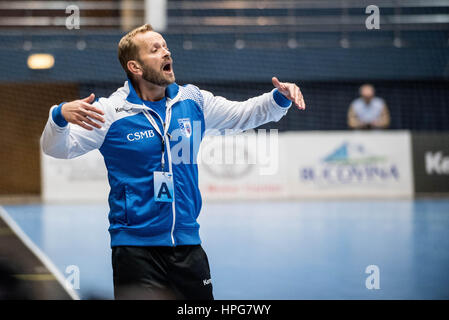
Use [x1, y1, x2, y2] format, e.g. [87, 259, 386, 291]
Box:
[41, 24, 305, 300]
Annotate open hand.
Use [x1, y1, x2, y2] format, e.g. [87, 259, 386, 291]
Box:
[61, 93, 105, 130]
[272, 77, 305, 110]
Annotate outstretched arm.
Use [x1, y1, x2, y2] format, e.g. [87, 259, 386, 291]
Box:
[200, 77, 305, 134]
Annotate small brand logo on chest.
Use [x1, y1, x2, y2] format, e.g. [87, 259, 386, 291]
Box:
[178, 118, 192, 138]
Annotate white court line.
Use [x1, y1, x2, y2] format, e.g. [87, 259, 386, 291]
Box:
[0, 205, 80, 300]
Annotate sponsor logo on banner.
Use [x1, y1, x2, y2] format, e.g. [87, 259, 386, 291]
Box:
[412, 133, 449, 193]
[425, 151, 449, 175]
[300, 142, 400, 186]
[202, 144, 254, 179]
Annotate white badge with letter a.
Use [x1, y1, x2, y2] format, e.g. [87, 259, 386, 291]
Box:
[154, 171, 174, 202]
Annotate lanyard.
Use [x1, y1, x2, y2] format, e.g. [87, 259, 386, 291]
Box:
[142, 106, 172, 172]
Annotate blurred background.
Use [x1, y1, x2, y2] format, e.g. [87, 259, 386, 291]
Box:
[0, 0, 448, 299]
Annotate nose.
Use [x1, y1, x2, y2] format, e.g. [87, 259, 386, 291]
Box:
[162, 47, 171, 58]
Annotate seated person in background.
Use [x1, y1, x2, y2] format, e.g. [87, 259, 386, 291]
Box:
[347, 84, 390, 129]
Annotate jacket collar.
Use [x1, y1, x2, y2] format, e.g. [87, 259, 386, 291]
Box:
[125, 78, 179, 106]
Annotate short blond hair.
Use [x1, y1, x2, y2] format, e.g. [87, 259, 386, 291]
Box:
[118, 24, 154, 78]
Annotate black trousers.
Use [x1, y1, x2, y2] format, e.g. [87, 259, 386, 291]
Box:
[112, 245, 214, 300]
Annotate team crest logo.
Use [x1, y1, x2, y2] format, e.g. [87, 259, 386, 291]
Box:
[178, 118, 192, 138]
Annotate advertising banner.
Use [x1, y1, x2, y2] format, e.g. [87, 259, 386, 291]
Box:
[412, 133, 449, 194]
[199, 131, 414, 200]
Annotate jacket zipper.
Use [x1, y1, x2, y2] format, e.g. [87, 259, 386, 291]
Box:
[144, 106, 176, 247]
[164, 128, 176, 247]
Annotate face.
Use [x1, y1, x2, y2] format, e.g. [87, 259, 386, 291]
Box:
[133, 31, 175, 86]
[360, 85, 375, 101]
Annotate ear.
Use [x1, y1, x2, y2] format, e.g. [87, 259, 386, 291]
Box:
[127, 60, 143, 77]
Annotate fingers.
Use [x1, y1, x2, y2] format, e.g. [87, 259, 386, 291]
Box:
[282, 83, 305, 110]
[272, 77, 286, 91]
[73, 110, 102, 129]
[71, 103, 104, 130]
[81, 115, 102, 129]
[293, 86, 300, 105]
[81, 102, 104, 116]
[291, 86, 299, 108]
[283, 83, 297, 103]
[74, 119, 94, 131]
[80, 102, 105, 123]
[82, 93, 95, 103]
[294, 86, 305, 110]
[287, 84, 296, 100]
[73, 113, 101, 130]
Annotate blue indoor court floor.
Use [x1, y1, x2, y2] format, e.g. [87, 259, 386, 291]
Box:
[1, 199, 449, 300]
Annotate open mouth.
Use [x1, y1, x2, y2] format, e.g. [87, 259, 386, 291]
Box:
[162, 62, 172, 73]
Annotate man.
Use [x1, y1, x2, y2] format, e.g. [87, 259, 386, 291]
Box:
[347, 84, 390, 129]
[41, 24, 305, 300]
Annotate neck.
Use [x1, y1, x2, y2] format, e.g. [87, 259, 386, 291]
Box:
[132, 78, 166, 102]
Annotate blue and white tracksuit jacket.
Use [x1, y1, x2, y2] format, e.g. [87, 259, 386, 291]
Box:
[41, 80, 292, 247]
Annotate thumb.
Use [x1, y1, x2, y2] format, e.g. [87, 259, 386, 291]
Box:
[272, 77, 282, 90]
[82, 93, 95, 103]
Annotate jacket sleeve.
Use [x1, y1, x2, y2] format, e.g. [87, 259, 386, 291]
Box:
[200, 88, 292, 135]
[40, 100, 109, 159]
